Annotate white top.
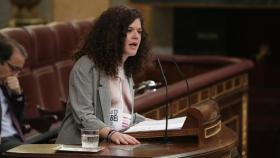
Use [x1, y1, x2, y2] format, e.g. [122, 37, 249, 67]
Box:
[108, 67, 132, 131]
[0, 88, 17, 137]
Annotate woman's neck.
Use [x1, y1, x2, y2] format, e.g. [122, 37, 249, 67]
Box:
[122, 54, 128, 64]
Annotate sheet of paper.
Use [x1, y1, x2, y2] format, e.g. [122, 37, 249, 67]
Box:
[124, 116, 186, 133]
[7, 144, 59, 154]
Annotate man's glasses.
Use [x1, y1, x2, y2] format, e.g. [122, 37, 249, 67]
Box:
[6, 62, 22, 74]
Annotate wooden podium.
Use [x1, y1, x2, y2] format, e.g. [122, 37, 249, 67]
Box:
[129, 99, 222, 144]
[3, 99, 237, 158]
[3, 127, 237, 158]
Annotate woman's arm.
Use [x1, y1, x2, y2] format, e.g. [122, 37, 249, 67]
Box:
[69, 58, 108, 130]
[100, 126, 140, 145]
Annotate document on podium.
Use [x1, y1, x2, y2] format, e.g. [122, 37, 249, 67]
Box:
[124, 116, 187, 133]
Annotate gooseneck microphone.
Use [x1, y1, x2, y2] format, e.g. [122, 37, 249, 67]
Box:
[156, 56, 169, 142]
[171, 57, 191, 107]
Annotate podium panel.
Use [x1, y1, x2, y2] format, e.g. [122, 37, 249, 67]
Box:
[4, 126, 237, 158]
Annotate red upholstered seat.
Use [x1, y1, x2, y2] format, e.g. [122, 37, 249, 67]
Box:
[19, 68, 59, 133]
[32, 65, 63, 113]
[24, 25, 57, 68]
[0, 19, 95, 140]
[54, 59, 74, 102]
[49, 22, 79, 60]
[18, 68, 41, 119]
[71, 19, 94, 41]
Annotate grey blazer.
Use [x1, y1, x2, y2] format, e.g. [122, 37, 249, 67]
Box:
[56, 55, 145, 144]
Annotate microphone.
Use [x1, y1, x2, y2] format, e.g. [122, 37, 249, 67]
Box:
[171, 57, 190, 107]
[156, 56, 169, 142]
[134, 80, 161, 95]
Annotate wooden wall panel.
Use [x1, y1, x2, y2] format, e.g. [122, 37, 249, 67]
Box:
[52, 0, 110, 21]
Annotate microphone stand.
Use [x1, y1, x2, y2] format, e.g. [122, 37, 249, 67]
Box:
[171, 57, 191, 107]
[156, 56, 169, 143]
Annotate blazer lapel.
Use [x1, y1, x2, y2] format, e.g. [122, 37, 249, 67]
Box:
[128, 77, 134, 113]
[98, 72, 111, 125]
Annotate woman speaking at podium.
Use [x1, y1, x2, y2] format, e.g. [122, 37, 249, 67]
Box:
[56, 5, 151, 145]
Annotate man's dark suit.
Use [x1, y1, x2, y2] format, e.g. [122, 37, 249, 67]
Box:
[0, 85, 25, 153]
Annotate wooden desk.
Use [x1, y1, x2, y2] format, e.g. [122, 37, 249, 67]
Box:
[3, 126, 237, 158]
[134, 54, 254, 157]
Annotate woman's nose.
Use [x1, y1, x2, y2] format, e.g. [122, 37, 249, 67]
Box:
[132, 30, 140, 39]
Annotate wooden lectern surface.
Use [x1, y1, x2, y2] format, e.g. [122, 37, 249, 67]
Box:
[3, 126, 237, 158]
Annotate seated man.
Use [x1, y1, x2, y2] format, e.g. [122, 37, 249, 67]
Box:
[0, 35, 28, 153]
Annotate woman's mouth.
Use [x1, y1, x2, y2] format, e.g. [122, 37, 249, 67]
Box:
[129, 42, 138, 49]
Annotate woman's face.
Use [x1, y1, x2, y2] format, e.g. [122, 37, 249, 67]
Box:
[123, 18, 142, 62]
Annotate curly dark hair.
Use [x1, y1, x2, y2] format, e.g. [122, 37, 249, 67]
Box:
[74, 5, 151, 77]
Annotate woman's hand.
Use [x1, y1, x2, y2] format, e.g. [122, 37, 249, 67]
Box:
[110, 132, 140, 145]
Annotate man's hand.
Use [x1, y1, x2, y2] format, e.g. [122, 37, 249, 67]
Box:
[110, 132, 140, 145]
[5, 76, 22, 95]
